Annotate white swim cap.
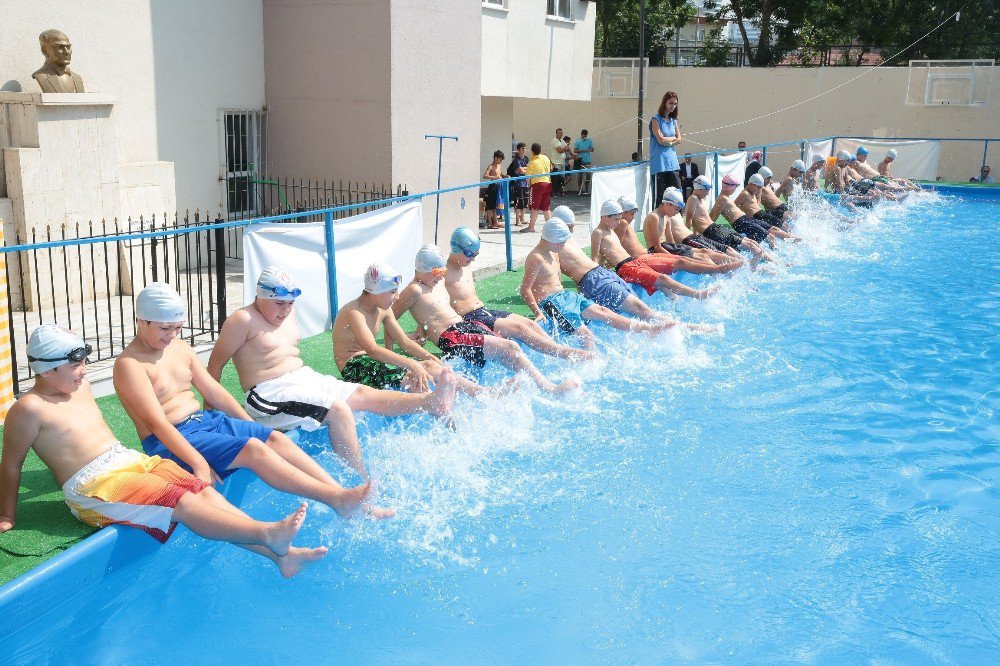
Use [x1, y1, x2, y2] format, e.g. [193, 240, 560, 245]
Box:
[136, 282, 185, 323]
[837, 150, 853, 161]
[27, 324, 88, 374]
[661, 189, 685, 209]
[414, 244, 446, 273]
[256, 265, 300, 300]
[617, 196, 638, 212]
[551, 205, 576, 226]
[748, 173, 766, 187]
[758, 167, 774, 179]
[692, 175, 712, 190]
[811, 154, 826, 164]
[541, 218, 571, 243]
[600, 199, 623, 217]
[791, 159, 806, 172]
[364, 261, 402, 294]
[887, 149, 898, 159]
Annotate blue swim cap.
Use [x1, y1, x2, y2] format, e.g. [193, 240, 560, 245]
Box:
[450, 227, 480, 255]
[857, 146, 869, 156]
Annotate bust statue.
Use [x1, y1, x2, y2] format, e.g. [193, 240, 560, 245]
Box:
[31, 29, 85, 93]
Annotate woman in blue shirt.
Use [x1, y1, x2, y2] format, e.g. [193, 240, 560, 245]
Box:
[649, 91, 683, 205]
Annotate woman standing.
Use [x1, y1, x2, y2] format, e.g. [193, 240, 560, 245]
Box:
[482, 150, 505, 229]
[649, 91, 683, 205]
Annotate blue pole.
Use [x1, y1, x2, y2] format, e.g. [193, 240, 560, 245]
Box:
[762, 146, 768, 166]
[800, 142, 805, 160]
[324, 211, 338, 320]
[981, 139, 990, 180]
[501, 179, 513, 272]
[424, 134, 458, 244]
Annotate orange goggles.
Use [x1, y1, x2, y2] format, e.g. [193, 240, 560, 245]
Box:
[430, 267, 447, 277]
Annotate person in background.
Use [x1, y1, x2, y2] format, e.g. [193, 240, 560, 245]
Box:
[680, 153, 700, 199]
[737, 140, 747, 151]
[574, 129, 595, 195]
[649, 91, 683, 204]
[979, 165, 994, 183]
[507, 142, 530, 226]
[523, 143, 552, 234]
[744, 150, 763, 186]
[561, 135, 576, 190]
[550, 128, 568, 197]
[482, 150, 505, 230]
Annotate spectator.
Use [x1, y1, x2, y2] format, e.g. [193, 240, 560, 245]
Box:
[550, 128, 567, 196]
[574, 129, 595, 195]
[507, 142, 530, 226]
[737, 140, 747, 151]
[562, 135, 576, 190]
[744, 150, 763, 186]
[649, 90, 683, 205]
[631, 151, 640, 162]
[980, 165, 994, 183]
[522, 142, 552, 233]
[680, 152, 700, 199]
[482, 150, 505, 229]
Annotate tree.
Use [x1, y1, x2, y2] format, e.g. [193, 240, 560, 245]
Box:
[596, 0, 700, 60]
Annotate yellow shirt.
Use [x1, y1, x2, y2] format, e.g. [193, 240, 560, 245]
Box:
[526, 154, 552, 185]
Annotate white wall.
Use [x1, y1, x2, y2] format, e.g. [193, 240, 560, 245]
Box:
[481, 0, 595, 101]
[391, 0, 481, 243]
[481, 96, 514, 175]
[0, 0, 265, 212]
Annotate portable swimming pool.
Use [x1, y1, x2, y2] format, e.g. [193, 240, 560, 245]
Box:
[2, 188, 998, 662]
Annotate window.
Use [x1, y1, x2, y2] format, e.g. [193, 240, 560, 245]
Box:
[696, 28, 705, 42]
[547, 0, 574, 21]
[482, 0, 507, 8]
[221, 109, 267, 218]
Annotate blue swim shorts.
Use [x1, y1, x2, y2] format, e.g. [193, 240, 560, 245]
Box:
[140, 410, 273, 479]
[539, 290, 594, 334]
[578, 266, 631, 312]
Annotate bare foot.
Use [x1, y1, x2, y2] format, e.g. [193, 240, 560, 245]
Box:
[566, 347, 598, 362]
[332, 480, 371, 519]
[363, 503, 397, 520]
[277, 546, 328, 579]
[265, 501, 308, 557]
[697, 283, 722, 299]
[550, 377, 581, 394]
[425, 369, 457, 416]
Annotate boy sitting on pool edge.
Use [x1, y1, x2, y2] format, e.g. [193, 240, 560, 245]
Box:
[0, 325, 327, 578]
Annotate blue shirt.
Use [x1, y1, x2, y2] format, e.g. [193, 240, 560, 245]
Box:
[574, 137, 593, 164]
[649, 114, 679, 174]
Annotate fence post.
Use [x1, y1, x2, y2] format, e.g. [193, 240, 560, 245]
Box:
[501, 179, 513, 272]
[149, 215, 158, 282]
[324, 211, 338, 320]
[0, 223, 18, 409]
[981, 139, 990, 180]
[713, 152, 720, 195]
[214, 215, 227, 330]
[762, 146, 768, 166]
[800, 142, 805, 160]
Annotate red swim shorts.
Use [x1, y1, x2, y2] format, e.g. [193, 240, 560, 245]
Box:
[530, 182, 551, 211]
[615, 255, 678, 295]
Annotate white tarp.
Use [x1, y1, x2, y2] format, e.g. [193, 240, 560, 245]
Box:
[243, 200, 423, 338]
[702, 152, 747, 207]
[589, 164, 651, 230]
[805, 139, 834, 168]
[834, 138, 941, 181]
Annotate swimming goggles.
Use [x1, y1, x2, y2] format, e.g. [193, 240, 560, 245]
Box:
[259, 284, 302, 298]
[430, 267, 447, 277]
[28, 344, 93, 363]
[462, 250, 479, 259]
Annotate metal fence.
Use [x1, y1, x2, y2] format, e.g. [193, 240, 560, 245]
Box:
[3, 210, 226, 392]
[223, 172, 407, 260]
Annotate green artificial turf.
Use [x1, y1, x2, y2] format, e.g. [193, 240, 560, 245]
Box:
[0, 261, 569, 586]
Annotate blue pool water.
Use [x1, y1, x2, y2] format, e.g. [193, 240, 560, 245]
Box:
[5, 191, 1000, 663]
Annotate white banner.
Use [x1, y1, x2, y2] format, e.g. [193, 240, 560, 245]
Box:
[834, 138, 941, 181]
[589, 164, 651, 230]
[805, 139, 834, 168]
[703, 152, 748, 208]
[243, 200, 423, 337]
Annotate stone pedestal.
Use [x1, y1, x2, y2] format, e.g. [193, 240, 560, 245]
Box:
[0, 92, 176, 310]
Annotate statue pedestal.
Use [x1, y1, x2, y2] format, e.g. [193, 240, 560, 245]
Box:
[0, 92, 176, 310]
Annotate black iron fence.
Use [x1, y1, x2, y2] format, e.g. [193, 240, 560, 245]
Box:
[3, 210, 226, 391]
[223, 174, 407, 259]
